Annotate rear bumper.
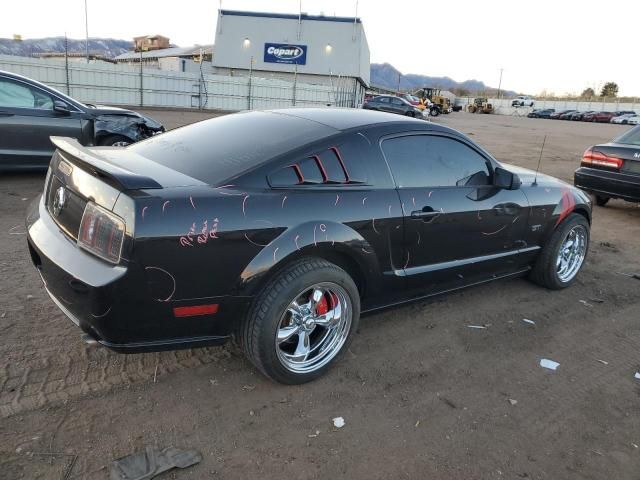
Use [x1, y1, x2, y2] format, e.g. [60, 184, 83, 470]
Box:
[574, 167, 640, 203]
[26, 195, 248, 352]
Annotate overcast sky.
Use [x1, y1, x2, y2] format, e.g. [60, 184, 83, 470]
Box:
[2, 0, 638, 96]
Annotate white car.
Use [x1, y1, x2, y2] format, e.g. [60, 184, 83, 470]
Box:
[511, 95, 535, 107]
[626, 115, 640, 125]
[611, 113, 639, 124]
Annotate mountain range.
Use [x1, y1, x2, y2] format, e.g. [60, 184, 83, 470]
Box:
[370, 63, 515, 96]
[0, 37, 513, 95]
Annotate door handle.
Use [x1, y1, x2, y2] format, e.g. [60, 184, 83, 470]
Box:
[0, 110, 14, 117]
[410, 208, 441, 222]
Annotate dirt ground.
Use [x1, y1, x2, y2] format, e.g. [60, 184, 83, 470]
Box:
[1, 111, 639, 480]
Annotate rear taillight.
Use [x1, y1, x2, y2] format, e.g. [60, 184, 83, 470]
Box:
[581, 148, 623, 170]
[78, 202, 125, 264]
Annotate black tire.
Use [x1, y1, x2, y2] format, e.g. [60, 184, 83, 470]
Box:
[98, 134, 132, 147]
[238, 257, 360, 384]
[595, 195, 610, 207]
[529, 213, 590, 290]
[405, 111, 415, 118]
[430, 108, 439, 117]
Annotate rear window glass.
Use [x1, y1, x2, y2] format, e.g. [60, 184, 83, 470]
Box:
[614, 125, 640, 146]
[129, 111, 336, 184]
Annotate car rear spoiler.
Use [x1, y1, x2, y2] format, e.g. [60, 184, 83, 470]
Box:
[50, 137, 162, 190]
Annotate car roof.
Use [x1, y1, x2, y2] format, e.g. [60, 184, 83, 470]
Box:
[269, 107, 426, 131]
[0, 69, 85, 109]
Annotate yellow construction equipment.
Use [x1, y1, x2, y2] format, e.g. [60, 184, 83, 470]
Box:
[413, 87, 451, 116]
[467, 97, 493, 114]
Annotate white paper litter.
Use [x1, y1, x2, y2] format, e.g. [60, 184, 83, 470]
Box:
[522, 319, 536, 325]
[466, 325, 487, 329]
[333, 417, 345, 428]
[596, 359, 609, 365]
[634, 372, 640, 380]
[540, 358, 560, 371]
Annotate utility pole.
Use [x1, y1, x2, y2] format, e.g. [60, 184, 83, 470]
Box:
[84, 0, 89, 63]
[397, 72, 401, 94]
[497, 68, 503, 99]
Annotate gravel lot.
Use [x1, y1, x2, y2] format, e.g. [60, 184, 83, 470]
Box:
[1, 111, 639, 479]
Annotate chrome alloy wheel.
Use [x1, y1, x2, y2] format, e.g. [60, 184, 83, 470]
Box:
[556, 225, 588, 283]
[275, 282, 352, 374]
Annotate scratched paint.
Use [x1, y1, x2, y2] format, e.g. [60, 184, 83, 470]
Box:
[144, 266, 176, 302]
[179, 219, 219, 247]
[189, 196, 196, 210]
[482, 225, 508, 236]
[162, 200, 171, 214]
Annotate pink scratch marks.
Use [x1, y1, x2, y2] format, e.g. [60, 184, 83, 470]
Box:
[91, 306, 112, 319]
[313, 224, 318, 246]
[189, 196, 196, 210]
[244, 233, 271, 247]
[403, 251, 411, 270]
[273, 247, 279, 264]
[477, 210, 482, 221]
[388, 204, 393, 216]
[141, 206, 148, 221]
[361, 246, 373, 254]
[412, 197, 416, 207]
[334, 194, 340, 206]
[162, 201, 171, 214]
[214, 184, 244, 196]
[281, 195, 288, 208]
[372, 218, 380, 235]
[482, 225, 508, 236]
[362, 197, 367, 206]
[428, 191, 433, 198]
[416, 231, 421, 245]
[179, 218, 219, 247]
[294, 234, 301, 251]
[242, 195, 250, 217]
[144, 266, 176, 302]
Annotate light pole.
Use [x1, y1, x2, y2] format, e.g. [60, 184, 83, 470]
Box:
[84, 0, 89, 63]
[497, 68, 503, 99]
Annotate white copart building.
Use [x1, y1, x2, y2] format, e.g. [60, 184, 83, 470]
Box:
[212, 9, 370, 107]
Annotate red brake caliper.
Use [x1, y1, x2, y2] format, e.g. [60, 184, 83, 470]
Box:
[315, 292, 338, 316]
[315, 293, 329, 316]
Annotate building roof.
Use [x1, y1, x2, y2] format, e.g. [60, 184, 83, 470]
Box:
[115, 45, 213, 61]
[219, 9, 361, 24]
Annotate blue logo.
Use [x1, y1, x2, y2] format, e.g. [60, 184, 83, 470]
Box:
[264, 43, 307, 65]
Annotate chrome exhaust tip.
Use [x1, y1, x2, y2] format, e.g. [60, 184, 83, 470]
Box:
[81, 333, 99, 346]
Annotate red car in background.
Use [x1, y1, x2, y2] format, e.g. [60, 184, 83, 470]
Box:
[591, 112, 619, 123]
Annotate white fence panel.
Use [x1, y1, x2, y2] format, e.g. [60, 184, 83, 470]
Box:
[0, 54, 354, 112]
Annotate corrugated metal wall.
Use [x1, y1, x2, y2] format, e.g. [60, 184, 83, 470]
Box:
[0, 54, 344, 111]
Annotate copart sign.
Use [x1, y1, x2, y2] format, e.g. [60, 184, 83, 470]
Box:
[264, 43, 307, 65]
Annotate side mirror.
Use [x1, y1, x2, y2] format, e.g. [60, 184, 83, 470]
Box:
[53, 100, 70, 115]
[494, 167, 521, 190]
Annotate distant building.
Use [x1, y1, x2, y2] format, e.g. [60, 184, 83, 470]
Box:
[212, 9, 370, 107]
[115, 45, 213, 72]
[133, 35, 170, 52]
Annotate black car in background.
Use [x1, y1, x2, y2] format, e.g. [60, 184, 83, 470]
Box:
[536, 109, 556, 118]
[27, 108, 592, 384]
[575, 125, 640, 205]
[0, 70, 164, 171]
[570, 111, 594, 121]
[362, 95, 425, 118]
[528, 109, 555, 118]
[550, 110, 577, 119]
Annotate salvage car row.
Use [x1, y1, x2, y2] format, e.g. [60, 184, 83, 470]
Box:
[528, 108, 639, 124]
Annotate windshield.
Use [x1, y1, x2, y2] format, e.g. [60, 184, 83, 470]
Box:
[613, 125, 640, 146]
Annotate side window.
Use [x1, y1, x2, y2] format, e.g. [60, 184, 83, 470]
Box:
[381, 135, 491, 188]
[267, 134, 396, 188]
[391, 98, 403, 106]
[0, 78, 54, 110]
[378, 97, 390, 104]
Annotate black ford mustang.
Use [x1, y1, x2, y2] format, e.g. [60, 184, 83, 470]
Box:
[574, 125, 640, 206]
[26, 108, 592, 384]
